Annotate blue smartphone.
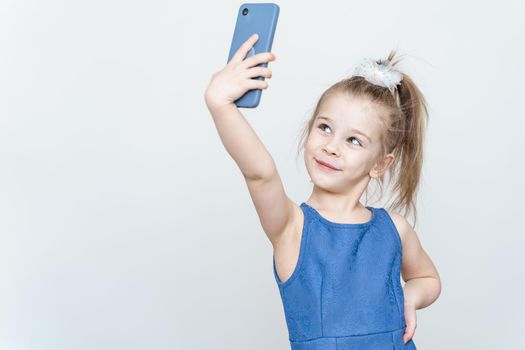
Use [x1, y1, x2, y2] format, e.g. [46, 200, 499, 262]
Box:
[227, 3, 280, 108]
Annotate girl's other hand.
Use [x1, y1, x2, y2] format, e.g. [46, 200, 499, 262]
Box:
[403, 299, 417, 344]
[204, 33, 276, 111]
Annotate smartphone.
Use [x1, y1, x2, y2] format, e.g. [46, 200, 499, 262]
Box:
[227, 3, 280, 108]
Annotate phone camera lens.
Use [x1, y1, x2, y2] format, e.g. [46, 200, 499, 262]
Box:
[242, 8, 249, 16]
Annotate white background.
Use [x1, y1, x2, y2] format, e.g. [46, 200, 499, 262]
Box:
[1, 0, 524, 349]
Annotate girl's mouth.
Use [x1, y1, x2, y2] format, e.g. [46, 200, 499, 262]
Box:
[315, 159, 340, 171]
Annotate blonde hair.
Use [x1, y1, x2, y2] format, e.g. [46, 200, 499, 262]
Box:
[296, 50, 429, 227]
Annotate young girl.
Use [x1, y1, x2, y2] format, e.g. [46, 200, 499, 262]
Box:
[204, 33, 441, 350]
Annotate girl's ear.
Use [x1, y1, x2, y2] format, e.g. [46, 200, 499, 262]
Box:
[370, 153, 395, 178]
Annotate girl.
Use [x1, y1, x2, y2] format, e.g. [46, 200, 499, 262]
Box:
[204, 33, 441, 350]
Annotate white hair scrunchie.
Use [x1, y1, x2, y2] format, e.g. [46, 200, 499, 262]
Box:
[352, 57, 403, 94]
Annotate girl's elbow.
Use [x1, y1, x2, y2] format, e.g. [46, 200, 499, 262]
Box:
[433, 275, 442, 300]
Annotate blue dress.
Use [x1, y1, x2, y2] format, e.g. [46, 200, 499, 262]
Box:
[273, 202, 417, 350]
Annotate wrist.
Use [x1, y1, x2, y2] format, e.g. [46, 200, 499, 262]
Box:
[204, 89, 234, 112]
[206, 100, 237, 116]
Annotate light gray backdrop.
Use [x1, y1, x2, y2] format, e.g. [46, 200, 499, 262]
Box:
[1, 0, 524, 349]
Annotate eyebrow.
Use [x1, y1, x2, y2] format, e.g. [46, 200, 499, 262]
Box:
[316, 116, 372, 142]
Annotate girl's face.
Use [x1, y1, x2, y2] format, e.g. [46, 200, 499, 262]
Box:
[304, 93, 386, 192]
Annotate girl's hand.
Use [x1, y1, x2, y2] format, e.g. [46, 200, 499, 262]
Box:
[204, 33, 276, 111]
[403, 299, 417, 344]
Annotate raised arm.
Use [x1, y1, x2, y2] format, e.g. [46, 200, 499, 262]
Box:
[205, 102, 274, 180]
[204, 34, 298, 246]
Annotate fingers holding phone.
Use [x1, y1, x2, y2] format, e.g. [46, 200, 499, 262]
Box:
[205, 34, 276, 111]
[231, 34, 275, 79]
[230, 33, 259, 63]
[223, 3, 279, 108]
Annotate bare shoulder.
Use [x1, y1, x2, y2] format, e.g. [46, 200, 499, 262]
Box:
[384, 208, 413, 246]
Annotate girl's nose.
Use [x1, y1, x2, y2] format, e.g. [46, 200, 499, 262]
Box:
[323, 140, 340, 156]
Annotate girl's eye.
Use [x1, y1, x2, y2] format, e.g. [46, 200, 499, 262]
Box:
[317, 123, 362, 147]
[318, 123, 330, 133]
[348, 136, 362, 146]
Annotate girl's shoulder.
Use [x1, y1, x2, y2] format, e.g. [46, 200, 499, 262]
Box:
[382, 208, 412, 247]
